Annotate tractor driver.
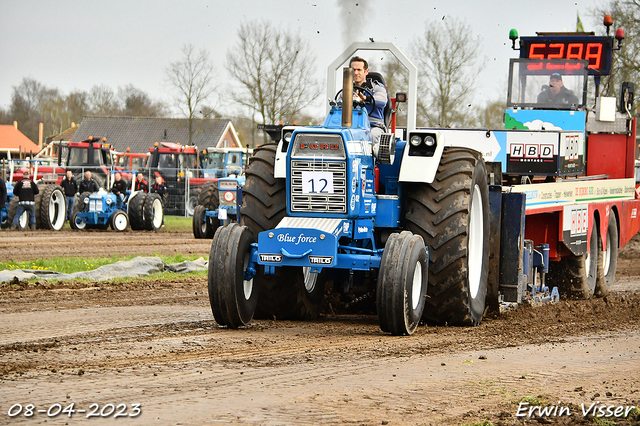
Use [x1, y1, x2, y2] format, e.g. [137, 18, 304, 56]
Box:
[537, 73, 579, 106]
[111, 172, 128, 210]
[349, 56, 388, 146]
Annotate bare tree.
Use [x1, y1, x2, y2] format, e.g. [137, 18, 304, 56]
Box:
[165, 43, 217, 145]
[411, 17, 481, 127]
[591, 1, 640, 108]
[117, 85, 166, 117]
[226, 19, 321, 144]
[89, 85, 119, 115]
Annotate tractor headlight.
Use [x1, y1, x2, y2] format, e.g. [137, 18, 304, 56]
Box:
[84, 197, 89, 204]
[283, 131, 293, 143]
[424, 135, 436, 146]
[106, 198, 112, 205]
[410, 135, 422, 146]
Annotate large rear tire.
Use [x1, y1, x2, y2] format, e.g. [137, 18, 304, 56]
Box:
[377, 231, 428, 335]
[39, 184, 66, 231]
[240, 143, 326, 320]
[548, 216, 599, 299]
[128, 193, 147, 230]
[208, 223, 259, 328]
[596, 213, 619, 297]
[404, 147, 490, 326]
[143, 193, 164, 231]
[198, 181, 219, 210]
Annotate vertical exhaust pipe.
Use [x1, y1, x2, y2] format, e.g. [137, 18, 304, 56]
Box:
[342, 67, 353, 127]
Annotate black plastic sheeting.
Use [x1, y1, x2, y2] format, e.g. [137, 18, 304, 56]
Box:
[0, 256, 207, 283]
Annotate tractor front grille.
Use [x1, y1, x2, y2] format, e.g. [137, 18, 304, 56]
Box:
[290, 160, 347, 214]
[89, 199, 103, 212]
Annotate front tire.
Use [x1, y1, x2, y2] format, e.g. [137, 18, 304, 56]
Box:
[208, 223, 259, 328]
[377, 231, 428, 335]
[71, 212, 86, 230]
[404, 147, 490, 326]
[193, 205, 214, 238]
[110, 210, 129, 231]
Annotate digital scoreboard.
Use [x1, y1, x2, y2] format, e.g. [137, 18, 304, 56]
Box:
[519, 36, 614, 76]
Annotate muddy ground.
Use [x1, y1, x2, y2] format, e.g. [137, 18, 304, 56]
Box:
[0, 232, 639, 425]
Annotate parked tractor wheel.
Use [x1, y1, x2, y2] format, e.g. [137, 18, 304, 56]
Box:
[128, 192, 147, 230]
[7, 196, 28, 229]
[110, 210, 129, 232]
[596, 213, 619, 297]
[197, 181, 219, 210]
[240, 143, 325, 320]
[377, 231, 428, 335]
[38, 184, 66, 231]
[548, 217, 600, 299]
[71, 212, 86, 230]
[186, 195, 197, 217]
[193, 205, 214, 239]
[404, 147, 490, 326]
[143, 193, 163, 231]
[208, 223, 259, 328]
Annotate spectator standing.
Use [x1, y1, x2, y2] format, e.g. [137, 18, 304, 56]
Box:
[151, 176, 167, 200]
[111, 172, 128, 209]
[135, 173, 149, 193]
[60, 170, 78, 221]
[79, 170, 99, 193]
[11, 169, 39, 230]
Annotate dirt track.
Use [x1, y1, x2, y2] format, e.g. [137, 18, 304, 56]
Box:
[0, 232, 639, 425]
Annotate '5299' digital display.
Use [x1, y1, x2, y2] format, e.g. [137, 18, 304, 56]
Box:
[519, 36, 614, 76]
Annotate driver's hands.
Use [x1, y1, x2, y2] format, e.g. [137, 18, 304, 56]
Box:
[354, 89, 367, 101]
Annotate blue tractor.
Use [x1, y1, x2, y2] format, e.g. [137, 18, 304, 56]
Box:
[207, 42, 491, 335]
[71, 172, 164, 231]
[193, 176, 244, 238]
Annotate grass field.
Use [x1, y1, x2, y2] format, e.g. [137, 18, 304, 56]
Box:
[0, 216, 201, 278]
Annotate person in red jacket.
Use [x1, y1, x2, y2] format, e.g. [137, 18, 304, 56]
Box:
[135, 173, 149, 193]
[11, 169, 39, 230]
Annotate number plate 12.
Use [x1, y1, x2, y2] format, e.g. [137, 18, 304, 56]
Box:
[302, 171, 334, 194]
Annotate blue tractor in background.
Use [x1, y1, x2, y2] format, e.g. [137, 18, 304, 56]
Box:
[192, 176, 244, 238]
[71, 171, 164, 231]
[192, 147, 251, 239]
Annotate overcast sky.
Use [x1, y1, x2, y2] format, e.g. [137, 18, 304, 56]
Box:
[1, 0, 609, 119]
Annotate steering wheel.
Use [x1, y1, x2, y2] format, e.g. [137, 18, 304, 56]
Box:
[334, 85, 377, 112]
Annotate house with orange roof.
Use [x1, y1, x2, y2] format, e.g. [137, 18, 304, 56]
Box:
[0, 124, 41, 159]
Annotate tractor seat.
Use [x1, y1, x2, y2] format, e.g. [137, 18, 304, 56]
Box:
[367, 71, 392, 128]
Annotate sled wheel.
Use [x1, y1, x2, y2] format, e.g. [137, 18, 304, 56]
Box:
[548, 215, 599, 299]
[377, 231, 428, 335]
[208, 223, 259, 328]
[595, 212, 618, 297]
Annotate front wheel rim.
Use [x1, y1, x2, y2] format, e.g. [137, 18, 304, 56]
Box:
[411, 261, 422, 310]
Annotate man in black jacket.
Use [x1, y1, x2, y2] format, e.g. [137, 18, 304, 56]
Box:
[111, 172, 128, 209]
[79, 170, 100, 194]
[11, 169, 39, 230]
[61, 170, 77, 221]
[135, 173, 149, 193]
